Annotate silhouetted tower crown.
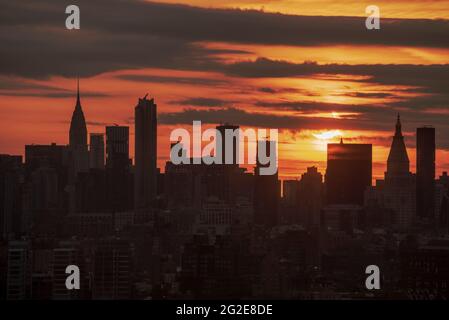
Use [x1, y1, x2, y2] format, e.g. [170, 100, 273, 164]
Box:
[387, 114, 409, 174]
[134, 93, 157, 211]
[69, 79, 87, 150]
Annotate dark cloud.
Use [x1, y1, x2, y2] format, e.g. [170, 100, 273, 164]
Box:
[0, 76, 108, 98]
[254, 97, 449, 133]
[223, 59, 449, 104]
[116, 74, 228, 87]
[0, 26, 218, 78]
[257, 87, 311, 95]
[2, 0, 447, 47]
[1, 0, 448, 78]
[0, 77, 66, 91]
[254, 100, 374, 114]
[2, 0, 449, 150]
[86, 121, 114, 127]
[342, 135, 401, 148]
[223, 58, 449, 86]
[340, 92, 395, 99]
[159, 107, 388, 131]
[60, 120, 124, 127]
[160, 107, 307, 129]
[258, 87, 278, 94]
[0, 90, 108, 98]
[170, 97, 231, 107]
[253, 100, 405, 126]
[158, 107, 449, 150]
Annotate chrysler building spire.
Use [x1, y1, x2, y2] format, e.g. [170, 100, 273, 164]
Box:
[69, 78, 87, 149]
[76, 77, 81, 107]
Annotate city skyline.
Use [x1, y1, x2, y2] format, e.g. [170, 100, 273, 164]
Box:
[1, 0, 449, 181]
[1, 81, 446, 184]
[1, 0, 449, 302]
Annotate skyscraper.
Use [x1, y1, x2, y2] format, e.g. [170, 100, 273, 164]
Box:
[383, 114, 415, 230]
[416, 126, 436, 220]
[325, 140, 372, 205]
[69, 80, 89, 178]
[92, 240, 133, 299]
[7, 241, 31, 300]
[283, 180, 298, 206]
[69, 80, 87, 150]
[106, 126, 130, 170]
[24, 144, 69, 229]
[25, 144, 68, 173]
[387, 115, 410, 175]
[134, 95, 157, 212]
[89, 133, 105, 169]
[0, 155, 22, 240]
[297, 166, 324, 228]
[106, 126, 132, 213]
[254, 140, 280, 227]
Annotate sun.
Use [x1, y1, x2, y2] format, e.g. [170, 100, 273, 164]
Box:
[311, 130, 343, 151]
[313, 130, 343, 140]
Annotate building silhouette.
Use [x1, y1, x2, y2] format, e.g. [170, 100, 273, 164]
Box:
[282, 180, 298, 207]
[25, 144, 68, 173]
[383, 116, 415, 230]
[105, 126, 132, 213]
[23, 144, 69, 234]
[89, 133, 105, 169]
[6, 241, 31, 300]
[297, 166, 324, 229]
[281, 179, 298, 224]
[325, 139, 372, 205]
[0, 155, 23, 239]
[416, 126, 436, 220]
[134, 95, 157, 215]
[2, 84, 449, 300]
[254, 140, 280, 227]
[400, 238, 449, 299]
[92, 240, 133, 299]
[321, 204, 363, 235]
[69, 80, 89, 178]
[106, 126, 130, 170]
[387, 115, 410, 176]
[437, 172, 449, 232]
[73, 169, 108, 214]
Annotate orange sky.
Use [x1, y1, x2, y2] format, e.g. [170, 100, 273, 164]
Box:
[155, 0, 449, 19]
[1, 0, 449, 182]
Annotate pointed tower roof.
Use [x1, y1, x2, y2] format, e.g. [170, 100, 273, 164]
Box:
[69, 78, 87, 148]
[387, 114, 409, 174]
[76, 77, 81, 108]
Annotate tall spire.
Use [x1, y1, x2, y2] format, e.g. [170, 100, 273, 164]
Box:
[395, 113, 402, 136]
[387, 114, 409, 174]
[69, 78, 87, 149]
[76, 77, 81, 108]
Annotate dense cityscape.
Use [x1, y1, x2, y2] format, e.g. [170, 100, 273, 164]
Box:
[0, 82, 448, 300]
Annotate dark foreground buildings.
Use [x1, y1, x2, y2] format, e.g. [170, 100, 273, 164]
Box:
[325, 140, 372, 206]
[134, 95, 157, 218]
[416, 127, 436, 220]
[254, 140, 280, 227]
[1, 85, 449, 300]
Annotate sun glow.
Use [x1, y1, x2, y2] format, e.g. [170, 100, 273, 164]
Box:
[313, 130, 343, 140]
